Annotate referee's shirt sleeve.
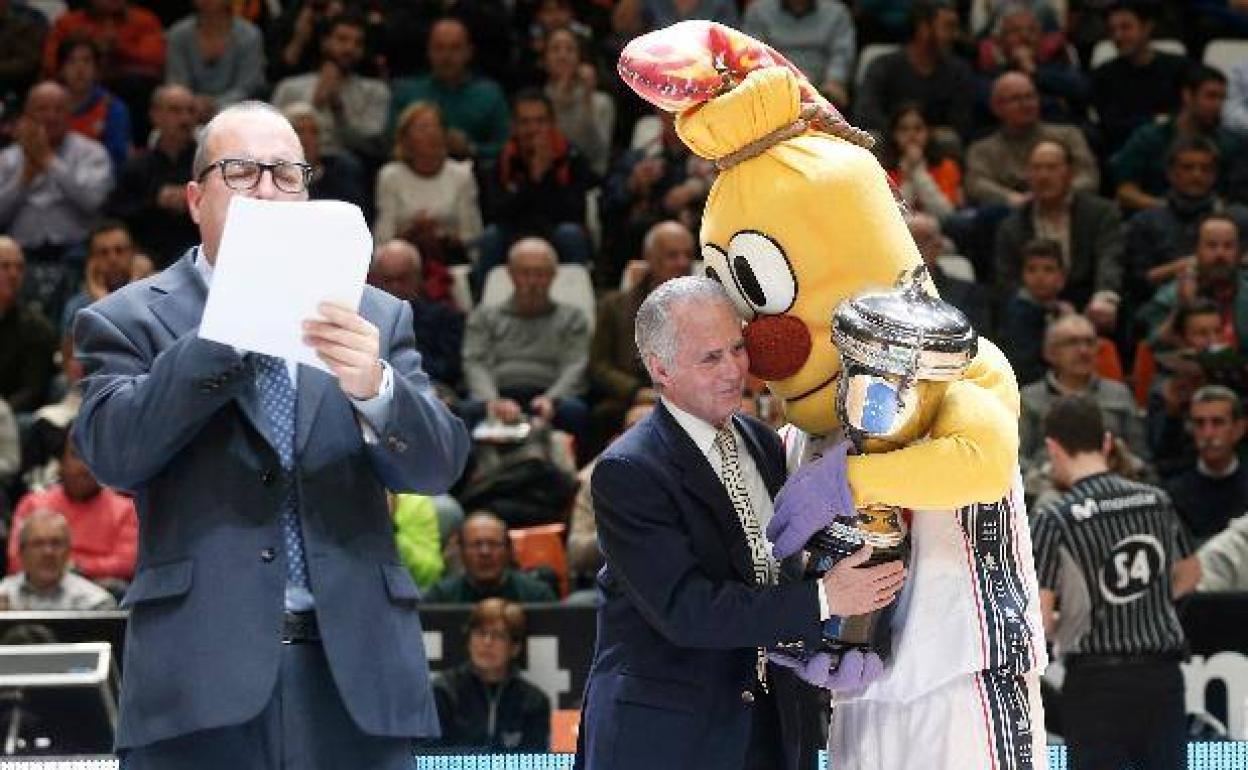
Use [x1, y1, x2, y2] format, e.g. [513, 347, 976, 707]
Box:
[1030, 507, 1062, 590]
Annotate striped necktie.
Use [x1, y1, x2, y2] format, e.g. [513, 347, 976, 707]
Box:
[714, 425, 775, 586]
[714, 424, 774, 691]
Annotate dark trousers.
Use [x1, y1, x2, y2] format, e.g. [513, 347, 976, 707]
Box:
[1061, 657, 1187, 770]
[120, 642, 415, 770]
[744, 685, 785, 770]
[745, 664, 828, 770]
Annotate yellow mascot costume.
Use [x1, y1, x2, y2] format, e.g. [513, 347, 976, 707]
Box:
[620, 21, 1048, 770]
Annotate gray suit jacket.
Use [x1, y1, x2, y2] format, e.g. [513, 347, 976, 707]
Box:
[72, 251, 471, 749]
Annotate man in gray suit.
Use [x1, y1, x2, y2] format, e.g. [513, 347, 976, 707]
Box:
[72, 101, 471, 769]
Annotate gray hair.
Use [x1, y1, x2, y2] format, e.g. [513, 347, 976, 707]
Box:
[642, 220, 689, 256]
[18, 509, 70, 550]
[507, 237, 558, 269]
[1043, 312, 1094, 350]
[192, 100, 299, 179]
[635, 276, 735, 374]
[1191, 384, 1243, 420]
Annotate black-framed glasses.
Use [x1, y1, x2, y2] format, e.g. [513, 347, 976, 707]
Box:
[196, 157, 313, 193]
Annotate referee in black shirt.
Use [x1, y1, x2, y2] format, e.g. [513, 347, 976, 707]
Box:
[1031, 395, 1202, 770]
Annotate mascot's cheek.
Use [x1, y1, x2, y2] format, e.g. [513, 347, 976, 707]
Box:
[744, 315, 811, 380]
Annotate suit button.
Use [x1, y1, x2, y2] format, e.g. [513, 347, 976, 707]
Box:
[261, 469, 277, 486]
[386, 436, 408, 453]
[741, 689, 754, 704]
[261, 548, 276, 563]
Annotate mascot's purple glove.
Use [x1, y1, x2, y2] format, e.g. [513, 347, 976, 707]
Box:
[768, 649, 885, 693]
[767, 440, 856, 559]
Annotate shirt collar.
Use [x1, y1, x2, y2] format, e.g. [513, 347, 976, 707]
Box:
[16, 573, 63, 599]
[193, 245, 214, 286]
[1198, 455, 1240, 479]
[1045, 370, 1099, 395]
[664, 397, 736, 463]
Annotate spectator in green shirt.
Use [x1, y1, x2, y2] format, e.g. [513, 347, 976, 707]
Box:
[1111, 65, 1245, 213]
[393, 493, 445, 590]
[389, 18, 510, 161]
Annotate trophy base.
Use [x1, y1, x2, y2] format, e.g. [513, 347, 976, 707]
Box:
[819, 605, 898, 660]
[803, 510, 910, 662]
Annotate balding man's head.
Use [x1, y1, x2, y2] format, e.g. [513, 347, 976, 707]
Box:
[188, 102, 306, 263]
[1043, 313, 1098, 380]
[149, 83, 197, 150]
[369, 239, 423, 302]
[508, 238, 558, 315]
[643, 221, 694, 286]
[990, 72, 1039, 130]
[24, 81, 70, 145]
[428, 18, 472, 84]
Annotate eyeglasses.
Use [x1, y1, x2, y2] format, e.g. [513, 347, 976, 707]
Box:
[1053, 336, 1098, 349]
[23, 537, 69, 552]
[999, 92, 1039, 105]
[470, 627, 513, 643]
[196, 158, 313, 193]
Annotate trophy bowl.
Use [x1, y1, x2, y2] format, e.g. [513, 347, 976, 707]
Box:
[804, 265, 977, 658]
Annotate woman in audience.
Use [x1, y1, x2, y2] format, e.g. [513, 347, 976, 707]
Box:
[166, 0, 267, 124]
[541, 26, 615, 177]
[878, 102, 963, 219]
[282, 101, 367, 212]
[57, 37, 132, 173]
[374, 102, 484, 261]
[432, 598, 552, 753]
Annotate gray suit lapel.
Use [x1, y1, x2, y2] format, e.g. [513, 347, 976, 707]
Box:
[148, 254, 206, 342]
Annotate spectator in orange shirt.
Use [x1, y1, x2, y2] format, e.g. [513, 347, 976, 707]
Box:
[8, 421, 137, 588]
[879, 102, 963, 219]
[42, 0, 165, 139]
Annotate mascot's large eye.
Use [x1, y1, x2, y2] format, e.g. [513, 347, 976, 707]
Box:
[701, 243, 755, 319]
[727, 231, 797, 315]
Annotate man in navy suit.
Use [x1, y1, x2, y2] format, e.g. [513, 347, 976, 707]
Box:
[71, 101, 471, 769]
[575, 277, 906, 770]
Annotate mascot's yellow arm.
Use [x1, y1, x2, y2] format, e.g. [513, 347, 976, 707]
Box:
[845, 338, 1020, 510]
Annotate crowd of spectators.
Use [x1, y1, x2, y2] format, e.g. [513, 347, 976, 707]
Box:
[4, 0, 1248, 754]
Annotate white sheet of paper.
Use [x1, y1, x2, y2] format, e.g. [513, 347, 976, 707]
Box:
[199, 197, 373, 372]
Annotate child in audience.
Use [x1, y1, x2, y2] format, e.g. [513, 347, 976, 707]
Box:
[999, 239, 1072, 385]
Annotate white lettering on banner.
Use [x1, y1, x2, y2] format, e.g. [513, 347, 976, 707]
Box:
[520, 636, 572, 708]
[1184, 652, 1248, 739]
[424, 631, 443, 663]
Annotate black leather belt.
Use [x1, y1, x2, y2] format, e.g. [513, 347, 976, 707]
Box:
[282, 611, 320, 644]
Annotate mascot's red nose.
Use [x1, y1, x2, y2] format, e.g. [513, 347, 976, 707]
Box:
[743, 315, 811, 381]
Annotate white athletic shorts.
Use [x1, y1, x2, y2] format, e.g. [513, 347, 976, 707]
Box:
[828, 669, 1048, 770]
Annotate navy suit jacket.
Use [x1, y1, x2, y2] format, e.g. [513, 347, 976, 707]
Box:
[71, 252, 471, 749]
[575, 403, 824, 770]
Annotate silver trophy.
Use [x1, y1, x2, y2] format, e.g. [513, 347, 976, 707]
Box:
[805, 264, 977, 658]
